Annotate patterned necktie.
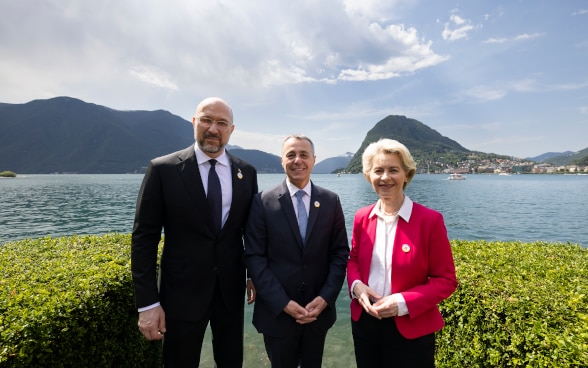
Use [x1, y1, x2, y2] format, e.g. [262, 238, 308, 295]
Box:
[295, 190, 307, 244]
[207, 159, 222, 234]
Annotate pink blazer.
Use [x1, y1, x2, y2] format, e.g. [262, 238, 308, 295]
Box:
[347, 202, 457, 339]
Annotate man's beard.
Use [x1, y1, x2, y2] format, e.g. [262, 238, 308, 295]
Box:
[197, 132, 224, 153]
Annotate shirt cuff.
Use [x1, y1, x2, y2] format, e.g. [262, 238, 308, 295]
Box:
[392, 293, 408, 316]
[350, 280, 362, 299]
[138, 302, 160, 313]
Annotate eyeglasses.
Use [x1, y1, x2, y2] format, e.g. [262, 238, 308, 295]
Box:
[197, 116, 232, 131]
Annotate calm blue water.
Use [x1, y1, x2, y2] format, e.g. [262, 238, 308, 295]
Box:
[1, 173, 587, 246]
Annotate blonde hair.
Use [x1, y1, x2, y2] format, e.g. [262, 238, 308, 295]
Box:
[361, 138, 416, 189]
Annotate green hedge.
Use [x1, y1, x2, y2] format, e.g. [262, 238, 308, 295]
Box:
[1, 236, 587, 367]
[0, 234, 160, 367]
[437, 240, 588, 367]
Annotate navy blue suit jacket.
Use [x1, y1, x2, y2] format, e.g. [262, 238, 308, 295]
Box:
[244, 180, 349, 337]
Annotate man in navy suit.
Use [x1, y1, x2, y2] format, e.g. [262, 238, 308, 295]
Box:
[131, 97, 258, 367]
[244, 135, 349, 368]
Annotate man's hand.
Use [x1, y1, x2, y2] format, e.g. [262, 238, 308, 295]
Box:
[138, 305, 166, 340]
[296, 296, 327, 324]
[283, 300, 310, 323]
[246, 279, 256, 304]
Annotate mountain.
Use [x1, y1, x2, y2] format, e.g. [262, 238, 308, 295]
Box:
[227, 148, 282, 173]
[2, 97, 584, 174]
[313, 152, 354, 174]
[345, 115, 470, 173]
[527, 151, 574, 163]
[0, 97, 283, 173]
[542, 148, 588, 166]
[0, 97, 195, 173]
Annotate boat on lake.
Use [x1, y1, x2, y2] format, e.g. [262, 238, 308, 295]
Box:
[447, 173, 466, 180]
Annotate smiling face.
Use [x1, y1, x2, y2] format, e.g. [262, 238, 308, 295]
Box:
[281, 136, 316, 189]
[191, 97, 234, 158]
[368, 152, 407, 201]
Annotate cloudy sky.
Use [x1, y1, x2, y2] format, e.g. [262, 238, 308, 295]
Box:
[1, 0, 587, 161]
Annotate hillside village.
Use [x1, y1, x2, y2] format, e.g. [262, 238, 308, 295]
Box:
[425, 154, 588, 175]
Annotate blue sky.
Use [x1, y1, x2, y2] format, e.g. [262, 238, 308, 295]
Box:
[1, 0, 587, 161]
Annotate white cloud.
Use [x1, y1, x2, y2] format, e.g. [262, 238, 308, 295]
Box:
[572, 9, 588, 16]
[441, 14, 475, 41]
[0, 0, 448, 102]
[343, 0, 406, 22]
[511, 79, 539, 93]
[129, 65, 178, 90]
[513, 33, 544, 41]
[338, 23, 449, 81]
[483, 37, 508, 44]
[483, 32, 544, 44]
[464, 86, 507, 101]
[553, 81, 588, 91]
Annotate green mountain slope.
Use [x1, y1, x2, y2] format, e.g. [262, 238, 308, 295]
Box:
[0, 97, 195, 173]
[545, 147, 588, 166]
[345, 115, 471, 173]
[227, 149, 282, 173]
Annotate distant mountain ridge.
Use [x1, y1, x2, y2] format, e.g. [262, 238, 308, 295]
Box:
[0, 97, 194, 173]
[0, 97, 286, 173]
[313, 152, 354, 174]
[526, 151, 574, 163]
[541, 148, 588, 166]
[2, 97, 586, 174]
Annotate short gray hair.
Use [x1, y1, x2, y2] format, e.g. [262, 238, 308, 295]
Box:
[282, 134, 315, 155]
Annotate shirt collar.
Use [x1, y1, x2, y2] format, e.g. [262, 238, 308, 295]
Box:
[195, 146, 230, 167]
[369, 195, 414, 222]
[286, 180, 311, 198]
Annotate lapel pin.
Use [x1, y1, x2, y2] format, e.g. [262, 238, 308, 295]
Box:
[314, 201, 320, 208]
[237, 168, 243, 179]
[401, 244, 411, 253]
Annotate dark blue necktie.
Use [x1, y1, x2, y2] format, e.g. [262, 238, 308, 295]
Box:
[207, 159, 222, 234]
[295, 190, 307, 244]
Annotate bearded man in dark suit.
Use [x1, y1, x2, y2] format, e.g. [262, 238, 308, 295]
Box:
[244, 135, 349, 368]
[131, 97, 258, 367]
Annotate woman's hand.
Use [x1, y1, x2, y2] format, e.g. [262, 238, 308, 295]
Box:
[372, 295, 399, 318]
[353, 282, 383, 319]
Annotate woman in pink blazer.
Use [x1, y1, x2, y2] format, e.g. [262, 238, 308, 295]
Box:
[347, 139, 457, 368]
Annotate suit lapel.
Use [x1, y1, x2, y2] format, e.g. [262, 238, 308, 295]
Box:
[176, 145, 205, 201]
[362, 205, 378, 276]
[175, 145, 215, 232]
[223, 152, 244, 233]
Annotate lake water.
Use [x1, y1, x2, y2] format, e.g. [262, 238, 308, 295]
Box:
[1, 173, 587, 246]
[2, 173, 587, 366]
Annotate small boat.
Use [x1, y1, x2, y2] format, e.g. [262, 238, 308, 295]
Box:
[447, 173, 466, 180]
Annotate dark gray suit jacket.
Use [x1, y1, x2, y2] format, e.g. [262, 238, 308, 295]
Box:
[131, 144, 258, 321]
[243, 180, 349, 337]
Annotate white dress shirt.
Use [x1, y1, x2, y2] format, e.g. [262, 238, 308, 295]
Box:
[351, 196, 414, 317]
[195, 147, 233, 228]
[286, 180, 310, 219]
